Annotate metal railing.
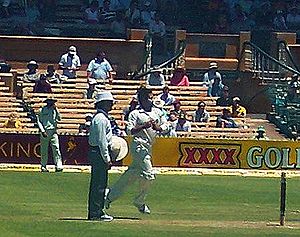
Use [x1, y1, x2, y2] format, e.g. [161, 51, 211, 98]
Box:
[130, 40, 186, 80]
[277, 40, 300, 72]
[239, 41, 300, 85]
[239, 41, 300, 139]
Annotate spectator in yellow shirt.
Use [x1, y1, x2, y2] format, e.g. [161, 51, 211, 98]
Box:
[230, 97, 247, 118]
[2, 112, 23, 129]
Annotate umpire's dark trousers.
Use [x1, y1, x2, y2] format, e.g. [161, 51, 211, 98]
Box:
[88, 146, 108, 219]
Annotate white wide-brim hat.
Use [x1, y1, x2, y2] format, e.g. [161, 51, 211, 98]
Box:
[209, 62, 218, 69]
[95, 91, 114, 103]
[110, 136, 129, 161]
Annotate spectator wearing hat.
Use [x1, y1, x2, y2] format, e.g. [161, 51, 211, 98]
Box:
[58, 46, 81, 79]
[194, 101, 210, 123]
[157, 86, 175, 106]
[147, 71, 165, 86]
[79, 113, 93, 135]
[175, 111, 192, 133]
[23, 60, 40, 82]
[203, 62, 223, 96]
[36, 97, 63, 172]
[253, 126, 269, 140]
[45, 64, 66, 84]
[230, 97, 247, 118]
[33, 74, 52, 93]
[216, 108, 238, 128]
[170, 67, 190, 86]
[216, 86, 232, 106]
[87, 51, 113, 84]
[88, 90, 115, 222]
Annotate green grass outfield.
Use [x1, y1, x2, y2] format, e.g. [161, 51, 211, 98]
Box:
[1, 171, 300, 237]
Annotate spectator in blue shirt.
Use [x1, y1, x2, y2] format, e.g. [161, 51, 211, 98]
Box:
[87, 51, 114, 84]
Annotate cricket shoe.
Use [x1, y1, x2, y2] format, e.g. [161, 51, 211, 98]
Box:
[137, 204, 151, 214]
[41, 166, 49, 172]
[89, 213, 113, 222]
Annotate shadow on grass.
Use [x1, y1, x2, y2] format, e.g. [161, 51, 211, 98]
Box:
[59, 216, 141, 222]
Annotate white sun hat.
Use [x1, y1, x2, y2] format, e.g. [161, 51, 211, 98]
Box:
[110, 136, 129, 161]
[95, 91, 114, 103]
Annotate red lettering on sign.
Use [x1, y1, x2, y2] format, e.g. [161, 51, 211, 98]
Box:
[198, 148, 210, 164]
[184, 148, 197, 164]
[211, 149, 222, 164]
[223, 149, 236, 165]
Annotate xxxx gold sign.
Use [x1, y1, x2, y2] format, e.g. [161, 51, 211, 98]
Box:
[178, 142, 242, 168]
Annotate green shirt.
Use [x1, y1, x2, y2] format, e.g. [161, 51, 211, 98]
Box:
[37, 106, 61, 133]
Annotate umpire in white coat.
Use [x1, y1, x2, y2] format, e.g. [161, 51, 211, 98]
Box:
[87, 91, 114, 221]
[105, 86, 169, 214]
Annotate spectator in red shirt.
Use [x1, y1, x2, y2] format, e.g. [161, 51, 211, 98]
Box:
[170, 66, 190, 86]
[33, 74, 52, 93]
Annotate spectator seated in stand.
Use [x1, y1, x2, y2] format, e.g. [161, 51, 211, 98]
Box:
[149, 13, 167, 54]
[169, 99, 184, 117]
[84, 78, 99, 99]
[230, 97, 247, 118]
[216, 108, 238, 128]
[194, 101, 210, 123]
[203, 62, 223, 97]
[147, 71, 165, 86]
[1, 112, 23, 129]
[84, 0, 101, 24]
[125, 0, 141, 27]
[100, 0, 117, 22]
[286, 7, 300, 30]
[253, 126, 269, 140]
[175, 111, 191, 133]
[45, 64, 66, 84]
[122, 95, 139, 127]
[78, 113, 93, 135]
[167, 110, 178, 137]
[216, 86, 232, 106]
[157, 85, 175, 106]
[110, 10, 127, 38]
[58, 46, 81, 79]
[0, 57, 11, 73]
[23, 60, 40, 82]
[33, 74, 52, 93]
[87, 51, 113, 84]
[140, 1, 156, 27]
[170, 66, 190, 86]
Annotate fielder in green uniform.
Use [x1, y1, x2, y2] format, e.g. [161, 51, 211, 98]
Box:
[36, 98, 63, 172]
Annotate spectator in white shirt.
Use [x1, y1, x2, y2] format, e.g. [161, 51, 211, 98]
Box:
[58, 46, 81, 79]
[85, 0, 100, 24]
[157, 86, 175, 106]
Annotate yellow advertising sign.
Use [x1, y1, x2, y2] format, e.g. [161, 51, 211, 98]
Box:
[122, 137, 300, 170]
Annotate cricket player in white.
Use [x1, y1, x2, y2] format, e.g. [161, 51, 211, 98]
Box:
[105, 86, 169, 214]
